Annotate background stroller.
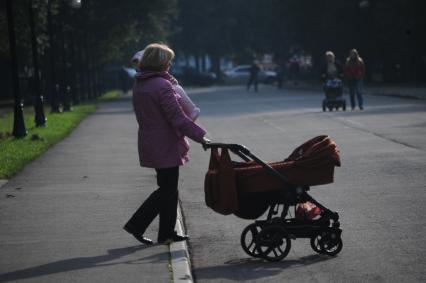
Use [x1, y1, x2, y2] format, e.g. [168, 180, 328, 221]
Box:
[322, 78, 346, 111]
[204, 135, 343, 262]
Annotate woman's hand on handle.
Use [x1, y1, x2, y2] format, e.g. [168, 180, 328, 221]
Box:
[201, 136, 211, 150]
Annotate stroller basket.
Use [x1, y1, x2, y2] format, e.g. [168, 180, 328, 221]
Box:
[203, 135, 340, 218]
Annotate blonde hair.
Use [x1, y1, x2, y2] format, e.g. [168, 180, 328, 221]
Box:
[138, 43, 175, 71]
[325, 51, 335, 60]
[346, 48, 363, 65]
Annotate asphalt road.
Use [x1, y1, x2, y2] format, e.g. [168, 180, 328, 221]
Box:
[180, 85, 426, 282]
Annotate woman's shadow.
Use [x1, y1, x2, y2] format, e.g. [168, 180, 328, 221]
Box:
[0, 245, 166, 283]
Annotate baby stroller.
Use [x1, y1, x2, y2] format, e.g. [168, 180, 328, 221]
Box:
[203, 135, 343, 262]
[322, 78, 346, 111]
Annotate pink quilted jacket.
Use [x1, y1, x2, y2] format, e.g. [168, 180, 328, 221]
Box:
[133, 71, 206, 168]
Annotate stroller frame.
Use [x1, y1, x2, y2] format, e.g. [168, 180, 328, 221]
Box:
[204, 142, 343, 262]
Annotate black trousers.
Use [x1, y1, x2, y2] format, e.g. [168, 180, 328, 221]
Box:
[125, 167, 179, 240]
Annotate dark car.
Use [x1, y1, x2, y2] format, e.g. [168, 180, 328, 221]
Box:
[170, 66, 217, 86]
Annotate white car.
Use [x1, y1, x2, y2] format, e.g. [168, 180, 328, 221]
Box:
[223, 65, 277, 84]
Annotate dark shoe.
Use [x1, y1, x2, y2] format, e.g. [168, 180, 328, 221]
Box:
[132, 234, 154, 245]
[123, 225, 154, 245]
[158, 233, 189, 244]
[359, 106, 364, 110]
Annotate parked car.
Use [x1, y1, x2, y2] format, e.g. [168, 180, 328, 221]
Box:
[170, 66, 217, 86]
[223, 65, 277, 84]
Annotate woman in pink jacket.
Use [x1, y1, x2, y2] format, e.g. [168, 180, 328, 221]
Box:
[124, 43, 208, 245]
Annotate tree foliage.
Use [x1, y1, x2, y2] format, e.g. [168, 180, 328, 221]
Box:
[172, 0, 426, 82]
[0, 0, 177, 67]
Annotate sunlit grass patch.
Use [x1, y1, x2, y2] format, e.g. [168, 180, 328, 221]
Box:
[0, 104, 96, 178]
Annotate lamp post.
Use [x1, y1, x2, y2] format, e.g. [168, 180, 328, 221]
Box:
[28, 0, 46, 126]
[65, 0, 83, 104]
[69, 31, 80, 105]
[47, 0, 61, 113]
[59, 13, 72, 112]
[6, 0, 27, 138]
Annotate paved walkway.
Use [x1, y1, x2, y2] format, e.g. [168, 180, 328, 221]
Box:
[0, 97, 191, 283]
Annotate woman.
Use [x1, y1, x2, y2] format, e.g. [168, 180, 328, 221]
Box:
[344, 49, 365, 110]
[124, 43, 209, 245]
[321, 51, 342, 80]
[131, 49, 200, 121]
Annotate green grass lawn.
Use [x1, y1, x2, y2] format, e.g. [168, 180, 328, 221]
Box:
[0, 90, 121, 179]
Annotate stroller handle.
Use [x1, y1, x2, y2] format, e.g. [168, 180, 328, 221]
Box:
[202, 142, 249, 154]
[203, 142, 294, 186]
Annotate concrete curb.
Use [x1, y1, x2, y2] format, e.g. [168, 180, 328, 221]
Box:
[169, 204, 194, 283]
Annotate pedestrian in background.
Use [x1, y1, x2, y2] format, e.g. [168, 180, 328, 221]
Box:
[321, 51, 342, 80]
[276, 63, 285, 89]
[289, 58, 300, 85]
[344, 49, 365, 110]
[124, 43, 208, 245]
[247, 61, 260, 92]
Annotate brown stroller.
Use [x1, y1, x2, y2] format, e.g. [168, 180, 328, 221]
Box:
[204, 135, 343, 262]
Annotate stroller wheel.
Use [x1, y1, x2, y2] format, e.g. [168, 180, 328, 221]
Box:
[241, 223, 263, 258]
[256, 225, 291, 262]
[310, 233, 324, 254]
[319, 232, 343, 256]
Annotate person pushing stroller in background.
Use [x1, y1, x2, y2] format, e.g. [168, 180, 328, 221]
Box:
[321, 51, 343, 80]
[320, 51, 346, 111]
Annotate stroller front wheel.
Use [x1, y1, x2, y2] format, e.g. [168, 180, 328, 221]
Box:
[311, 231, 343, 256]
[320, 236, 343, 256]
[256, 225, 291, 262]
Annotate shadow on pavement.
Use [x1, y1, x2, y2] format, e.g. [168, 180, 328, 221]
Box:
[193, 254, 332, 281]
[0, 245, 166, 283]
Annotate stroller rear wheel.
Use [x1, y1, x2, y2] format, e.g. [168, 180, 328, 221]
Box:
[241, 223, 263, 258]
[256, 225, 291, 262]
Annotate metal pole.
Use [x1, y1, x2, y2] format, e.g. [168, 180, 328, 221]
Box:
[60, 25, 72, 111]
[69, 31, 80, 105]
[47, 0, 61, 112]
[91, 43, 100, 98]
[76, 33, 87, 101]
[84, 35, 93, 99]
[6, 0, 27, 138]
[28, 0, 46, 126]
